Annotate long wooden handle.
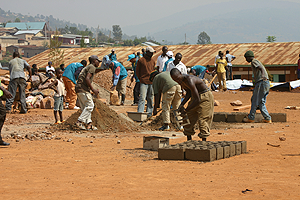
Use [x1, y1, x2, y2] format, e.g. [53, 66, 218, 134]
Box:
[208, 74, 217, 87]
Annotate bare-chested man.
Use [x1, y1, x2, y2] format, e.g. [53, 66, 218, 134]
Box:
[170, 68, 214, 141]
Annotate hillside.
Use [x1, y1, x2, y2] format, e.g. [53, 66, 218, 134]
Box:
[123, 0, 300, 44]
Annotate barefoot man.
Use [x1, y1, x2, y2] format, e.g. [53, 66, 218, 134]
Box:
[170, 68, 214, 141]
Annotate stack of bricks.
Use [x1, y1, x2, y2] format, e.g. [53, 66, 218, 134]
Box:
[158, 141, 247, 162]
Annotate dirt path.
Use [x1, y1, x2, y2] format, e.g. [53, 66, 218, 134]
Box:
[1, 91, 300, 199]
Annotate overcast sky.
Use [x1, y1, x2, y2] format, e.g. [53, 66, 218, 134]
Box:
[1, 0, 299, 30]
[0, 0, 246, 28]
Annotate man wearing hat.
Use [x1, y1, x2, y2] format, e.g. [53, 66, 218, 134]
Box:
[108, 60, 128, 105]
[136, 46, 156, 117]
[108, 49, 117, 61]
[150, 70, 182, 131]
[243, 50, 271, 123]
[156, 46, 168, 72]
[128, 54, 140, 106]
[162, 51, 174, 72]
[75, 55, 101, 130]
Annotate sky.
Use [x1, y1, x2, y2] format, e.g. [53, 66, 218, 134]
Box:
[0, 0, 237, 29]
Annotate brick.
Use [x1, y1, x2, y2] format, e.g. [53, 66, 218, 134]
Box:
[240, 141, 247, 153]
[223, 146, 230, 158]
[215, 145, 224, 160]
[227, 112, 248, 123]
[270, 113, 287, 122]
[228, 143, 236, 157]
[234, 142, 241, 155]
[40, 97, 54, 109]
[143, 136, 169, 151]
[213, 112, 227, 122]
[158, 147, 185, 160]
[185, 147, 216, 162]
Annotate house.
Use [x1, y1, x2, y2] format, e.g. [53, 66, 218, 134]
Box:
[6, 45, 46, 58]
[5, 22, 48, 32]
[0, 36, 19, 51]
[54, 34, 89, 45]
[14, 30, 44, 41]
[26, 42, 300, 82]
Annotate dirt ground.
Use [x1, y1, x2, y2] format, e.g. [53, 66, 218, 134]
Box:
[1, 91, 300, 199]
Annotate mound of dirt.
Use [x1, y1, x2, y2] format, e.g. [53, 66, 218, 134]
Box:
[145, 112, 183, 131]
[55, 98, 140, 133]
[93, 69, 134, 98]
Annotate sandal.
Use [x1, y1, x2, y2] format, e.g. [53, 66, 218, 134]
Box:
[76, 121, 86, 130]
[87, 125, 98, 131]
[54, 121, 61, 124]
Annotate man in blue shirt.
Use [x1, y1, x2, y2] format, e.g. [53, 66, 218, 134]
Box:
[163, 51, 174, 72]
[62, 60, 87, 109]
[108, 60, 128, 105]
[190, 65, 208, 79]
[128, 54, 140, 106]
[108, 49, 117, 61]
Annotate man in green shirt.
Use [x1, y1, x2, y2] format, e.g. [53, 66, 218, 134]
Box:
[150, 71, 182, 131]
[75, 55, 101, 130]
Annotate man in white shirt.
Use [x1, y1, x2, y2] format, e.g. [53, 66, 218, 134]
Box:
[156, 46, 168, 72]
[225, 50, 236, 80]
[46, 61, 55, 78]
[214, 51, 222, 67]
[166, 53, 187, 74]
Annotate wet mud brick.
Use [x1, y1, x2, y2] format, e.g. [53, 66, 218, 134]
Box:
[233, 142, 241, 155]
[228, 142, 236, 157]
[240, 141, 247, 153]
[227, 112, 248, 123]
[215, 145, 224, 160]
[223, 146, 230, 158]
[158, 147, 185, 160]
[185, 147, 216, 162]
[213, 112, 227, 122]
[143, 136, 169, 151]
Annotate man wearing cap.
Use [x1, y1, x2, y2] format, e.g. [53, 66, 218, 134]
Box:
[128, 54, 140, 106]
[243, 50, 271, 123]
[108, 60, 128, 105]
[75, 55, 101, 130]
[226, 50, 236, 80]
[136, 46, 156, 117]
[46, 61, 55, 78]
[108, 49, 117, 61]
[166, 53, 187, 74]
[6, 52, 32, 114]
[63, 60, 87, 109]
[150, 70, 182, 131]
[156, 46, 168, 72]
[162, 51, 174, 72]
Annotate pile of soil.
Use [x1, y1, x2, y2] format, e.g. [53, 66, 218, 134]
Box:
[145, 111, 184, 131]
[55, 98, 139, 133]
[93, 69, 134, 98]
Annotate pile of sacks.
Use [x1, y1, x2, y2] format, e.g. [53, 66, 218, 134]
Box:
[0, 73, 57, 109]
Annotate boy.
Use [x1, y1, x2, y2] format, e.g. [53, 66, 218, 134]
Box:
[49, 68, 65, 124]
[215, 52, 228, 91]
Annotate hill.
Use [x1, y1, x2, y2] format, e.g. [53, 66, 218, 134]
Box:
[123, 0, 300, 44]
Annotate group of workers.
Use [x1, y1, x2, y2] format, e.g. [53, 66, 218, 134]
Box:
[0, 46, 272, 146]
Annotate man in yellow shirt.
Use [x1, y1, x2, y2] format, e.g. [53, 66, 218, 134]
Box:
[215, 52, 228, 91]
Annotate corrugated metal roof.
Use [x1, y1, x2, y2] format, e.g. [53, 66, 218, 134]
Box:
[5, 22, 45, 30]
[27, 42, 300, 68]
[14, 30, 41, 35]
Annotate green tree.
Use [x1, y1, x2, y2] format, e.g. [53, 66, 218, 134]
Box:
[48, 29, 64, 68]
[14, 18, 21, 22]
[80, 36, 87, 48]
[112, 25, 122, 41]
[123, 39, 134, 46]
[197, 31, 211, 44]
[266, 36, 276, 42]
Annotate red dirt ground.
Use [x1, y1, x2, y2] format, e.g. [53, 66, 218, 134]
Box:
[1, 91, 300, 199]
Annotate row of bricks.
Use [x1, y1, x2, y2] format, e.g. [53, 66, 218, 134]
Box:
[158, 141, 247, 162]
[213, 112, 286, 123]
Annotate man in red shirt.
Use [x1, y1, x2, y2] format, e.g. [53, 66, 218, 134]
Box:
[136, 46, 156, 117]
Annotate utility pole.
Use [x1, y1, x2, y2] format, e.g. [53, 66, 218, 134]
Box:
[185, 33, 186, 44]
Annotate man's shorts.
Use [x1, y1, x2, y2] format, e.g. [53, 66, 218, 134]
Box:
[54, 96, 64, 111]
